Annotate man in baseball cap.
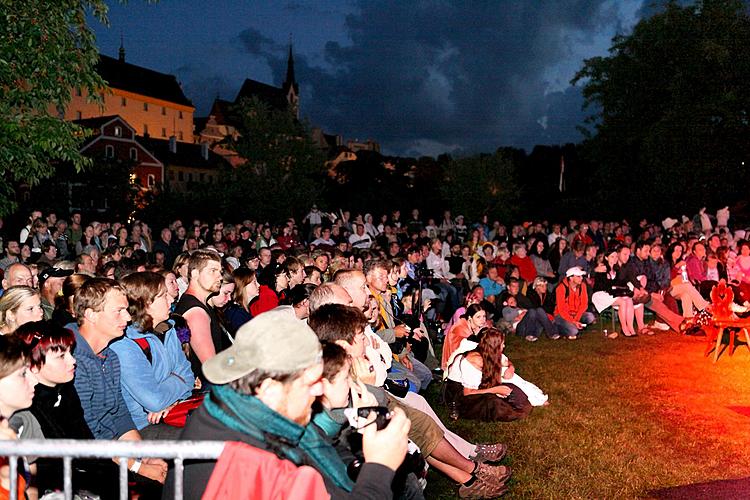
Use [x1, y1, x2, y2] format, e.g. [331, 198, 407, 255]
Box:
[168, 308, 410, 499]
[38, 266, 73, 319]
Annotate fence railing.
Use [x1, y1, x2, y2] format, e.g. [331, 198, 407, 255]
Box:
[0, 439, 226, 500]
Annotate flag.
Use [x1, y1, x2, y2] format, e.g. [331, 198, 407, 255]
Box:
[559, 155, 565, 192]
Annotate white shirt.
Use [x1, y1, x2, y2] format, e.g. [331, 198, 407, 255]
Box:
[364, 325, 392, 386]
[426, 251, 448, 279]
[349, 233, 372, 249]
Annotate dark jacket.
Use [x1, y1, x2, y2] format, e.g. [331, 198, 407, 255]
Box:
[526, 288, 555, 315]
[593, 264, 629, 293]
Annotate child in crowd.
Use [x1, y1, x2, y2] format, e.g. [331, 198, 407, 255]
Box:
[0, 335, 36, 500]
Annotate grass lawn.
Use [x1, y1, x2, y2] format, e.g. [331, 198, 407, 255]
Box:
[423, 326, 750, 499]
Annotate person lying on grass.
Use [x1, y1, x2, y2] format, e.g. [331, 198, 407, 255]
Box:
[444, 325, 544, 422]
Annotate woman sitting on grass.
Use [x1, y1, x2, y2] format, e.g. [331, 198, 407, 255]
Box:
[444, 325, 538, 422]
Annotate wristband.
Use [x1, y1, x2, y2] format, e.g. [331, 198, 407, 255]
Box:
[129, 459, 142, 474]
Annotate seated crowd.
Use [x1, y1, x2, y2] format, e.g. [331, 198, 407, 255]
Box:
[0, 206, 741, 499]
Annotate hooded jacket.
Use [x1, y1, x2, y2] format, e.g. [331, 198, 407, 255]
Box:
[109, 323, 194, 430]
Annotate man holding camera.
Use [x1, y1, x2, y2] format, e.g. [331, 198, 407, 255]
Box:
[167, 309, 410, 499]
[362, 263, 433, 391]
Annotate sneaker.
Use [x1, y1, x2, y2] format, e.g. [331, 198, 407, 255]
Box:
[524, 335, 538, 342]
[567, 335, 577, 340]
[652, 321, 670, 331]
[458, 465, 511, 498]
[549, 333, 561, 340]
[458, 478, 509, 499]
[471, 443, 507, 464]
[474, 463, 512, 484]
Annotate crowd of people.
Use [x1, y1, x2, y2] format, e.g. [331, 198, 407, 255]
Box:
[0, 205, 740, 499]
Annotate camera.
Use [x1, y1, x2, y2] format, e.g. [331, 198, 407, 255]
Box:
[343, 405, 392, 430]
[414, 266, 434, 279]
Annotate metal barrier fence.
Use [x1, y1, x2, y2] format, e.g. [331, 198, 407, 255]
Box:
[0, 439, 226, 500]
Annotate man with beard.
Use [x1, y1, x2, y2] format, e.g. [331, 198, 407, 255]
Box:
[173, 249, 227, 381]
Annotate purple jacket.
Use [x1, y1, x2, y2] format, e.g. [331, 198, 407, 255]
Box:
[685, 254, 706, 284]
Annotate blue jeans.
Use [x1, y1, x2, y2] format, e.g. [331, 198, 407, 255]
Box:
[516, 308, 558, 339]
[554, 311, 596, 337]
[389, 354, 432, 392]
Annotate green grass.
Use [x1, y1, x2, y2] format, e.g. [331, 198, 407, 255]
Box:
[422, 328, 750, 499]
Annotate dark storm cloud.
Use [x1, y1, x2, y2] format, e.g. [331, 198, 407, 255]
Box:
[237, 27, 282, 56]
[176, 65, 235, 116]
[238, 1, 642, 155]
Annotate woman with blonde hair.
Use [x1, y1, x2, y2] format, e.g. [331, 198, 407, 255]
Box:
[0, 286, 44, 334]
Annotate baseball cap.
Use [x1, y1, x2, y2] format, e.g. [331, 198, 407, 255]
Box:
[566, 266, 587, 277]
[38, 267, 74, 288]
[202, 308, 322, 385]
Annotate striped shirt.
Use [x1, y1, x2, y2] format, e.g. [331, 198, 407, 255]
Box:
[70, 324, 135, 439]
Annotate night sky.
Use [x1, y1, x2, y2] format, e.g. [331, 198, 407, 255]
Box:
[93, 0, 652, 156]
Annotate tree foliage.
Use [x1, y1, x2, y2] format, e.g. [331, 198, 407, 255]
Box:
[215, 97, 326, 222]
[27, 156, 140, 221]
[440, 150, 521, 221]
[573, 0, 750, 218]
[0, 1, 110, 216]
[325, 152, 446, 215]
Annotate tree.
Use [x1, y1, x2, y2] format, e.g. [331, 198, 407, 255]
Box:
[0, 1, 110, 216]
[572, 0, 750, 218]
[26, 155, 140, 220]
[219, 97, 326, 222]
[440, 151, 521, 222]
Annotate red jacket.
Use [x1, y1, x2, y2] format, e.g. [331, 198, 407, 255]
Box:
[554, 277, 588, 322]
[250, 285, 280, 317]
[510, 255, 537, 283]
[203, 441, 329, 500]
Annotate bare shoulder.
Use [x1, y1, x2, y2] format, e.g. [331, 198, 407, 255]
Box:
[464, 351, 483, 369]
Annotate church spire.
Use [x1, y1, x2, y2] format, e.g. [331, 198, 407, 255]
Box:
[118, 32, 125, 62]
[284, 39, 296, 89]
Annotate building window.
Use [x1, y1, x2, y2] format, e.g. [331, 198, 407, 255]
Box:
[121, 97, 127, 107]
[161, 128, 167, 137]
[129, 148, 138, 161]
[178, 131, 183, 140]
[76, 111, 82, 120]
[200, 173, 205, 181]
[114, 126, 122, 137]
[169, 170, 175, 180]
[143, 102, 149, 111]
[75, 88, 82, 97]
[105, 145, 114, 158]
[143, 124, 149, 135]
[209, 175, 214, 183]
[147, 174, 155, 187]
[161, 107, 166, 115]
[178, 171, 184, 181]
[179, 111, 183, 119]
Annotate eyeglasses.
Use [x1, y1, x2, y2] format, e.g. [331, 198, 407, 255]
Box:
[343, 406, 391, 430]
